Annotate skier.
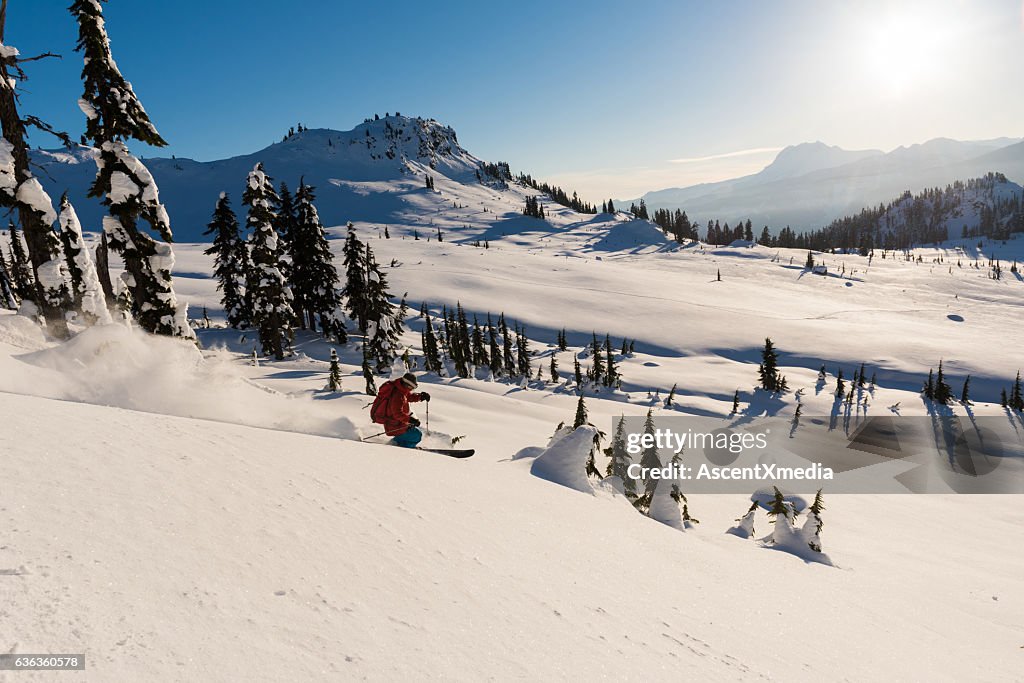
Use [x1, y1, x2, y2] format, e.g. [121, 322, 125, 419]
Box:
[370, 372, 431, 448]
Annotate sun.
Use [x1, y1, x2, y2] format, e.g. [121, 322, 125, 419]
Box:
[861, 12, 947, 95]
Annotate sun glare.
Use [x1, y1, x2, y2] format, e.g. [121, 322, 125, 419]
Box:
[862, 12, 948, 95]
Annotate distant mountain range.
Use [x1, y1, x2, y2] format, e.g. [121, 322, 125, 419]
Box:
[31, 118, 1024, 244]
[625, 137, 1024, 231]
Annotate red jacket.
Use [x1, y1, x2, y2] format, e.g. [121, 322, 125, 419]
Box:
[371, 379, 425, 436]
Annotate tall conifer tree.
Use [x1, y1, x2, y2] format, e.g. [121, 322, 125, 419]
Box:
[487, 313, 502, 377]
[291, 180, 345, 340]
[604, 415, 636, 498]
[420, 305, 442, 374]
[0, 20, 70, 336]
[243, 163, 293, 359]
[362, 243, 403, 372]
[341, 223, 369, 332]
[204, 192, 249, 328]
[71, 0, 190, 338]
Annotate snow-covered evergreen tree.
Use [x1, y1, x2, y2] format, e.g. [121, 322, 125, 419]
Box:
[326, 348, 342, 392]
[603, 415, 635, 496]
[274, 181, 296, 279]
[71, 0, 191, 338]
[757, 337, 787, 392]
[421, 305, 442, 375]
[363, 244, 404, 372]
[1010, 371, 1023, 412]
[6, 222, 34, 300]
[922, 368, 935, 401]
[932, 360, 953, 405]
[960, 375, 972, 405]
[203, 192, 249, 328]
[450, 303, 470, 377]
[635, 409, 662, 512]
[726, 501, 759, 538]
[761, 486, 808, 549]
[665, 383, 677, 408]
[58, 194, 111, 325]
[0, 236, 17, 309]
[802, 489, 825, 552]
[361, 345, 377, 396]
[242, 163, 293, 359]
[767, 486, 796, 524]
[572, 394, 603, 479]
[291, 180, 345, 341]
[681, 502, 699, 527]
[516, 325, 531, 377]
[590, 332, 604, 384]
[486, 313, 502, 377]
[341, 223, 369, 332]
[471, 315, 489, 370]
[499, 314, 515, 377]
[603, 334, 618, 388]
[0, 36, 71, 336]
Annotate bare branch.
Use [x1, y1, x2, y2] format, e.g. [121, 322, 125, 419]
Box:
[15, 52, 62, 64]
[24, 115, 74, 147]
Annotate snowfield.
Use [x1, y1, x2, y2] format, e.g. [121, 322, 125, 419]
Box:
[4, 120, 1024, 681]
[3, 392, 1022, 681]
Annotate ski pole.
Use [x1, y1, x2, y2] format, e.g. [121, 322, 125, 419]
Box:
[425, 401, 430, 434]
[360, 430, 391, 442]
[360, 420, 414, 442]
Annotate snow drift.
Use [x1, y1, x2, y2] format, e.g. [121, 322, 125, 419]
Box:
[1, 320, 357, 440]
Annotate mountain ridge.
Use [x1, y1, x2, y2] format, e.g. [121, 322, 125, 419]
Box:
[626, 137, 1024, 231]
[30, 115, 485, 242]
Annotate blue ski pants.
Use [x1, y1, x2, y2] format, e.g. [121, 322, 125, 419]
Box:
[393, 426, 423, 448]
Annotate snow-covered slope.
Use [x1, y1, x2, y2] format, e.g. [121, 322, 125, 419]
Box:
[633, 137, 1024, 230]
[3, 361, 1021, 681]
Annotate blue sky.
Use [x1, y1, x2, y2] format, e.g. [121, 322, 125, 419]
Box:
[6, 0, 1023, 199]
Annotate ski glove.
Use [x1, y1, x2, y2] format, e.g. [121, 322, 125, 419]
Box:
[418, 392, 431, 402]
[409, 416, 421, 427]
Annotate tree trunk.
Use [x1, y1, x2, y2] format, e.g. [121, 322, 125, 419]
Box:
[94, 232, 116, 308]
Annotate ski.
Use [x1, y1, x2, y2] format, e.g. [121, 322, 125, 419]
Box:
[416, 447, 475, 458]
